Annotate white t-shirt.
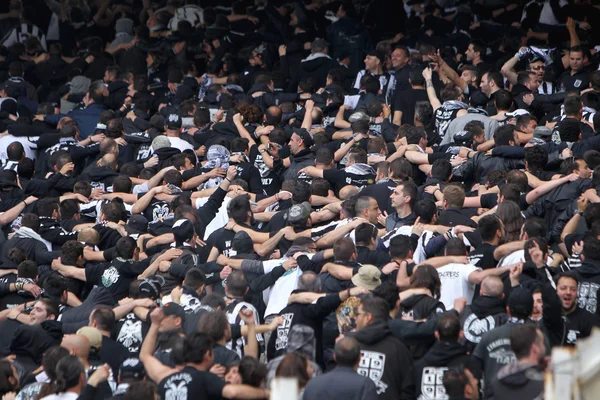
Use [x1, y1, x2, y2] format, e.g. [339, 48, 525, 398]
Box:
[167, 136, 195, 153]
[0, 134, 38, 161]
[498, 250, 552, 267]
[437, 263, 481, 309]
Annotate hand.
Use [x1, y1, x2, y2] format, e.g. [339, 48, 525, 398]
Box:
[213, 109, 225, 122]
[85, 55, 95, 64]
[226, 166, 237, 181]
[248, 15, 259, 24]
[278, 45, 287, 57]
[171, 286, 183, 304]
[411, 216, 425, 236]
[382, 103, 391, 118]
[87, 364, 110, 387]
[580, 21, 592, 31]
[277, 191, 293, 201]
[2, 392, 16, 400]
[561, 147, 573, 160]
[528, 244, 545, 268]
[59, 162, 75, 175]
[160, 248, 183, 261]
[158, 260, 171, 272]
[239, 308, 256, 325]
[348, 287, 369, 296]
[381, 262, 399, 275]
[453, 297, 467, 313]
[206, 168, 227, 179]
[377, 211, 388, 227]
[304, 99, 315, 112]
[210, 364, 226, 378]
[578, 194, 588, 213]
[143, 155, 159, 169]
[89, 133, 105, 143]
[424, 185, 440, 195]
[134, 298, 156, 308]
[220, 266, 232, 280]
[232, 113, 243, 125]
[422, 67, 432, 81]
[24, 196, 38, 206]
[506, 3, 518, 11]
[282, 258, 298, 270]
[450, 156, 467, 167]
[270, 250, 281, 260]
[255, 125, 274, 136]
[523, 93, 534, 106]
[196, 145, 206, 157]
[51, 257, 64, 271]
[126, 111, 136, 120]
[154, 185, 172, 195]
[566, 172, 579, 182]
[217, 254, 229, 266]
[509, 261, 523, 284]
[566, 17, 576, 31]
[573, 240, 583, 255]
[23, 283, 41, 297]
[149, 307, 165, 325]
[6, 307, 21, 320]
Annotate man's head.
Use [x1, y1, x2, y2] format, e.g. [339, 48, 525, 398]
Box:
[517, 71, 540, 93]
[30, 298, 59, 325]
[569, 46, 584, 73]
[478, 214, 504, 244]
[115, 236, 139, 260]
[465, 40, 485, 63]
[225, 270, 248, 299]
[558, 118, 582, 143]
[443, 368, 479, 400]
[460, 66, 480, 87]
[298, 271, 322, 293]
[560, 157, 591, 179]
[442, 184, 465, 209]
[198, 310, 230, 342]
[390, 181, 417, 210]
[61, 334, 91, 361]
[289, 129, 313, 155]
[494, 124, 519, 147]
[391, 46, 409, 70]
[510, 324, 546, 365]
[363, 50, 383, 73]
[528, 59, 545, 81]
[89, 305, 115, 333]
[435, 312, 462, 343]
[6, 142, 24, 162]
[515, 114, 537, 134]
[183, 332, 214, 367]
[355, 196, 380, 225]
[160, 302, 186, 332]
[480, 276, 504, 298]
[507, 286, 534, 320]
[480, 71, 502, 97]
[356, 295, 389, 329]
[333, 337, 362, 369]
[354, 223, 378, 248]
[556, 272, 579, 313]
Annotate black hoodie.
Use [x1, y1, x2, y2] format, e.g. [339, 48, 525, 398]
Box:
[297, 53, 339, 89]
[491, 362, 544, 400]
[78, 165, 119, 191]
[459, 296, 509, 353]
[414, 341, 482, 399]
[573, 259, 600, 315]
[349, 322, 415, 400]
[398, 294, 446, 359]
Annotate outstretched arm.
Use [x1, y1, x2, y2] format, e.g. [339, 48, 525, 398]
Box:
[423, 67, 442, 111]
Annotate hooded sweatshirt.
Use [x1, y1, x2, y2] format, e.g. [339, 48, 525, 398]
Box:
[491, 361, 544, 400]
[414, 341, 482, 399]
[350, 322, 415, 400]
[459, 295, 509, 353]
[398, 294, 445, 359]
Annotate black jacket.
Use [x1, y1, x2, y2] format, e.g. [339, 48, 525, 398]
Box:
[0, 235, 60, 269]
[283, 149, 314, 181]
[398, 294, 445, 359]
[414, 341, 482, 399]
[350, 322, 415, 400]
[491, 362, 544, 400]
[297, 54, 340, 89]
[573, 259, 600, 315]
[459, 296, 509, 353]
[453, 151, 525, 187]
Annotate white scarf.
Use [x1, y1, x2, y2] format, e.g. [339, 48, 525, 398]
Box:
[15, 226, 53, 251]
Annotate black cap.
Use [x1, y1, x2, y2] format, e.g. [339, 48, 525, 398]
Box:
[173, 219, 194, 246]
[138, 277, 161, 299]
[453, 130, 473, 147]
[125, 215, 148, 235]
[162, 302, 186, 321]
[508, 287, 534, 318]
[119, 358, 145, 380]
[293, 128, 314, 148]
[166, 113, 182, 129]
[232, 231, 253, 254]
[366, 49, 385, 63]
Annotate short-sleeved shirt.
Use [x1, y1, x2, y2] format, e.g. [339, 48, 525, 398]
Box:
[112, 311, 150, 356]
[85, 258, 151, 301]
[437, 263, 481, 309]
[157, 366, 226, 400]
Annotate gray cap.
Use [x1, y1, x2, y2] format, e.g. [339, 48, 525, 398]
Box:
[288, 201, 312, 224]
[152, 135, 171, 150]
[69, 76, 91, 95]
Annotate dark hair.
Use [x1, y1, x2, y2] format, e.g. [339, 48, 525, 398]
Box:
[90, 305, 116, 331]
[524, 237, 548, 262]
[494, 125, 516, 146]
[410, 264, 441, 299]
[60, 241, 84, 265]
[478, 215, 502, 242]
[116, 236, 137, 259]
[225, 270, 248, 297]
[334, 337, 362, 368]
[60, 199, 80, 220]
[510, 324, 540, 359]
[389, 158, 413, 181]
[184, 268, 206, 290]
[525, 146, 548, 171]
[485, 71, 504, 88]
[124, 381, 158, 400]
[315, 147, 334, 166]
[238, 356, 267, 387]
[445, 238, 467, 256]
[560, 157, 580, 176]
[52, 355, 84, 394]
[0, 360, 18, 395]
[227, 195, 251, 224]
[398, 181, 418, 208]
[184, 332, 214, 364]
[414, 199, 437, 224]
[275, 353, 310, 389]
[389, 235, 413, 259]
[500, 183, 521, 204]
[584, 236, 600, 261]
[360, 295, 390, 323]
[564, 96, 582, 117]
[355, 223, 377, 245]
[198, 311, 229, 342]
[372, 280, 400, 311]
[558, 118, 581, 142]
[494, 90, 513, 111]
[431, 159, 452, 181]
[415, 101, 433, 126]
[523, 217, 546, 239]
[37, 198, 60, 218]
[42, 275, 67, 303]
[310, 178, 330, 197]
[201, 293, 227, 310]
[333, 237, 356, 261]
[436, 312, 461, 342]
[17, 260, 37, 279]
[497, 201, 524, 242]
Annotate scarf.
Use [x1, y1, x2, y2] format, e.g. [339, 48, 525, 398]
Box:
[15, 227, 52, 251]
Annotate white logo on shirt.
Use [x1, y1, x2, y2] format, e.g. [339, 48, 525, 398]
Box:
[419, 367, 448, 399]
[358, 351, 388, 394]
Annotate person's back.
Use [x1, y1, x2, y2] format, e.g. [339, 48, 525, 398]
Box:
[303, 337, 377, 400]
[437, 263, 480, 310]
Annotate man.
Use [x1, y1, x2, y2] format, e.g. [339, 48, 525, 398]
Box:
[438, 185, 477, 229]
[297, 38, 339, 89]
[283, 128, 314, 181]
[393, 68, 428, 126]
[267, 271, 365, 367]
[437, 239, 510, 309]
[464, 40, 490, 72]
[572, 236, 600, 314]
[473, 286, 534, 400]
[89, 305, 129, 377]
[442, 368, 480, 400]
[359, 158, 411, 214]
[140, 308, 269, 399]
[491, 324, 546, 399]
[353, 50, 395, 104]
[303, 337, 378, 400]
[0, 213, 59, 269]
[350, 295, 414, 400]
[386, 181, 417, 231]
[390, 45, 411, 95]
[557, 46, 590, 93]
[458, 276, 509, 353]
[163, 114, 195, 155]
[480, 71, 503, 107]
[414, 313, 481, 400]
[468, 214, 504, 270]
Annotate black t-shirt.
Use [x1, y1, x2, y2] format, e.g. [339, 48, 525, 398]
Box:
[112, 311, 150, 356]
[323, 167, 376, 193]
[144, 199, 172, 223]
[394, 88, 429, 126]
[99, 336, 129, 378]
[558, 68, 590, 93]
[206, 227, 238, 257]
[468, 243, 498, 270]
[157, 366, 226, 400]
[232, 162, 263, 194]
[212, 344, 240, 367]
[86, 258, 151, 302]
[248, 145, 282, 196]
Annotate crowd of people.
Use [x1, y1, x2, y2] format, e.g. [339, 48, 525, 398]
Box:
[1, 0, 600, 399]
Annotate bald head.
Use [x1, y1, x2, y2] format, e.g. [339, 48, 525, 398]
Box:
[298, 271, 321, 293]
[100, 153, 118, 170]
[334, 337, 361, 368]
[100, 138, 118, 155]
[78, 228, 99, 245]
[339, 185, 359, 200]
[61, 334, 90, 360]
[480, 276, 504, 298]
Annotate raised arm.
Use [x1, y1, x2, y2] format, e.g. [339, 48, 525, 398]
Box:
[432, 50, 466, 93]
[301, 100, 314, 131]
[140, 308, 178, 383]
[500, 48, 528, 86]
[422, 67, 442, 111]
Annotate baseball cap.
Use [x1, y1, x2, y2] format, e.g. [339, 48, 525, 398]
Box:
[152, 135, 171, 150]
[119, 358, 145, 380]
[125, 215, 148, 235]
[287, 201, 312, 224]
[293, 128, 314, 148]
[351, 265, 382, 291]
[77, 326, 103, 352]
[232, 231, 253, 254]
[453, 130, 474, 146]
[507, 287, 534, 317]
[166, 113, 182, 130]
[162, 302, 186, 322]
[366, 49, 385, 63]
[173, 219, 194, 245]
[138, 277, 161, 299]
[533, 126, 552, 138]
[506, 109, 531, 118]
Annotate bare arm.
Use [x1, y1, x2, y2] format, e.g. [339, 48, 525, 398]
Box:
[315, 219, 363, 249]
[0, 196, 37, 225]
[139, 310, 178, 384]
[526, 174, 575, 204]
[500, 54, 521, 86]
[321, 262, 353, 280]
[423, 68, 442, 111]
[131, 186, 160, 215]
[301, 100, 314, 130]
[334, 105, 351, 129]
[435, 51, 466, 92]
[334, 136, 361, 162]
[468, 266, 510, 284]
[255, 229, 288, 257]
[493, 240, 525, 261]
